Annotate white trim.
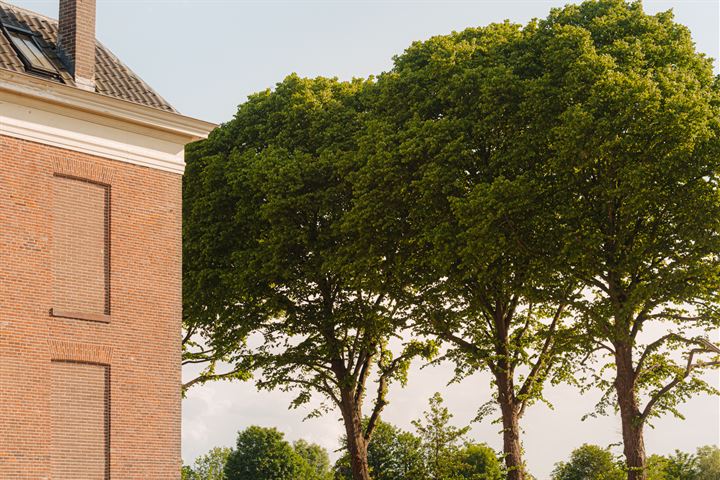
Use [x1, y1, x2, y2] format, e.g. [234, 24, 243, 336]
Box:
[1, 93, 188, 174]
[0, 68, 216, 141]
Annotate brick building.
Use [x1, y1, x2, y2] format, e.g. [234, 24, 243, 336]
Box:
[0, 1, 215, 478]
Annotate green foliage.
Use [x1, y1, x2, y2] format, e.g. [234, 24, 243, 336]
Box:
[184, 447, 232, 480]
[645, 455, 671, 480]
[412, 393, 472, 480]
[224, 427, 305, 480]
[294, 439, 333, 480]
[552, 444, 720, 480]
[184, 74, 436, 478]
[551, 445, 625, 480]
[182, 465, 196, 480]
[334, 420, 427, 480]
[695, 445, 720, 480]
[456, 443, 505, 480]
[664, 450, 699, 480]
[347, 5, 585, 477]
[530, 0, 720, 424]
[184, 1, 720, 477]
[334, 410, 503, 480]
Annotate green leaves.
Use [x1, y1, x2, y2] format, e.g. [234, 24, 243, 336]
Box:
[334, 407, 505, 480]
[551, 444, 625, 480]
[184, 2, 720, 478]
[224, 427, 330, 480]
[184, 74, 436, 479]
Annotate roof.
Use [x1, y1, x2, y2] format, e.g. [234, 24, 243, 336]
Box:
[0, 1, 176, 112]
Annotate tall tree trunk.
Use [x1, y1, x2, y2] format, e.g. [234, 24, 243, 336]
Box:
[339, 387, 371, 480]
[615, 343, 647, 480]
[496, 372, 525, 480]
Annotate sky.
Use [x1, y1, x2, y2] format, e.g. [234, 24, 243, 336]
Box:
[12, 0, 720, 478]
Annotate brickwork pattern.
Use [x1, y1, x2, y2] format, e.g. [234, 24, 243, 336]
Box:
[0, 134, 182, 479]
[52, 175, 109, 316]
[51, 361, 109, 480]
[58, 0, 96, 81]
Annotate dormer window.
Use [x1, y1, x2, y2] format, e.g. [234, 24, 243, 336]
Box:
[2, 24, 58, 77]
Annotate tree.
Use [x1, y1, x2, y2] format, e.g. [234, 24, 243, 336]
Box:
[412, 393, 471, 480]
[349, 16, 580, 480]
[334, 412, 502, 480]
[551, 445, 625, 480]
[184, 75, 435, 480]
[182, 465, 197, 480]
[334, 419, 426, 480]
[457, 443, 505, 480]
[664, 450, 699, 480]
[294, 439, 333, 480]
[185, 447, 232, 480]
[645, 455, 670, 480]
[519, 2, 720, 478]
[182, 139, 253, 394]
[695, 445, 720, 480]
[224, 426, 305, 480]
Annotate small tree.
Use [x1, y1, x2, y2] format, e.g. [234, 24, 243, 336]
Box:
[182, 465, 196, 480]
[664, 450, 700, 480]
[224, 427, 305, 480]
[695, 446, 720, 480]
[457, 444, 505, 480]
[186, 447, 232, 480]
[412, 393, 471, 480]
[293, 440, 333, 480]
[645, 455, 671, 480]
[552, 445, 625, 480]
[184, 75, 434, 480]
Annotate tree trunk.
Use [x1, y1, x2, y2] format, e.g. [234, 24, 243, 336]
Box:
[339, 388, 371, 480]
[615, 344, 647, 480]
[496, 372, 525, 480]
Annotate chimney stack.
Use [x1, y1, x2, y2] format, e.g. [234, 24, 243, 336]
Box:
[57, 0, 96, 91]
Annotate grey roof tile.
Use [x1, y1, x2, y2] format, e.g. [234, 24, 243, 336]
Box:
[0, 1, 177, 112]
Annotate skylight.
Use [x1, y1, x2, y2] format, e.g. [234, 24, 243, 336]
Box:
[3, 25, 58, 76]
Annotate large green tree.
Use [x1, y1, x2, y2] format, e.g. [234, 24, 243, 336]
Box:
[349, 16, 580, 480]
[517, 2, 720, 478]
[184, 75, 434, 480]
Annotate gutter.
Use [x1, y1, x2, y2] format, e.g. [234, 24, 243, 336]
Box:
[0, 67, 217, 142]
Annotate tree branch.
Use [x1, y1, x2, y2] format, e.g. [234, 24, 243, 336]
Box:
[517, 303, 564, 401]
[182, 366, 246, 392]
[640, 347, 720, 421]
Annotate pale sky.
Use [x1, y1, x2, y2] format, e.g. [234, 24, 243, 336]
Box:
[12, 1, 720, 478]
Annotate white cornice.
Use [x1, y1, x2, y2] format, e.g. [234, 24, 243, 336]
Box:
[1, 106, 185, 174]
[0, 68, 217, 141]
[0, 68, 217, 174]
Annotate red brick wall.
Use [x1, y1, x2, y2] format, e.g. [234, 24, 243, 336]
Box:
[52, 176, 109, 316]
[0, 134, 182, 479]
[51, 361, 109, 480]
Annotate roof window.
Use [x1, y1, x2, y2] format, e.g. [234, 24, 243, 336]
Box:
[2, 24, 58, 77]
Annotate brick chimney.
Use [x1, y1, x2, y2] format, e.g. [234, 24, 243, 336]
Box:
[57, 0, 96, 91]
